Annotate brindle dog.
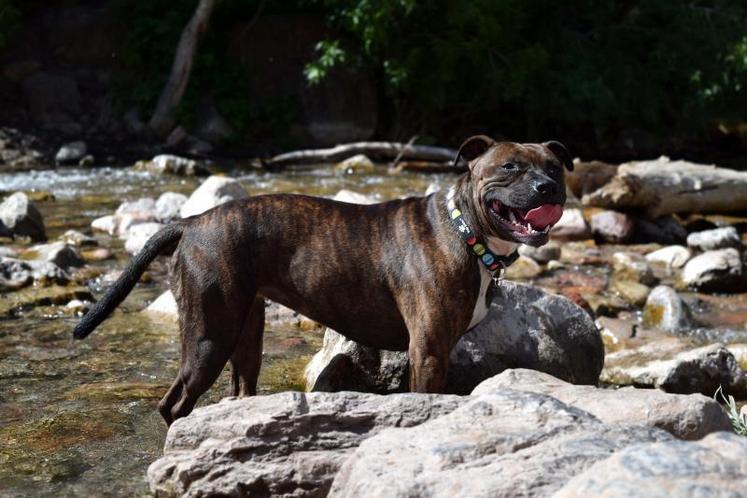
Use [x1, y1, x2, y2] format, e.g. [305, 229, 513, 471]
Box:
[74, 136, 572, 425]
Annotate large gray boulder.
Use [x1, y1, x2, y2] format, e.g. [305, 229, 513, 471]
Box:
[328, 390, 669, 498]
[180, 175, 248, 218]
[0, 192, 46, 241]
[147, 391, 465, 497]
[472, 369, 731, 440]
[554, 432, 747, 498]
[305, 281, 604, 394]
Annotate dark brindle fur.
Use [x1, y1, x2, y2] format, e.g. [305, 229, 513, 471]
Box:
[74, 136, 572, 425]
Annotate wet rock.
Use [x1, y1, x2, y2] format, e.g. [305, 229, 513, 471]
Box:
[645, 245, 691, 268]
[143, 290, 178, 321]
[555, 432, 747, 498]
[332, 189, 378, 205]
[612, 252, 657, 285]
[503, 255, 542, 279]
[124, 222, 164, 255]
[0, 258, 69, 287]
[147, 391, 465, 498]
[634, 215, 687, 244]
[518, 241, 561, 264]
[180, 175, 247, 218]
[329, 390, 669, 498]
[601, 338, 747, 396]
[59, 229, 97, 247]
[80, 247, 112, 262]
[134, 154, 209, 177]
[306, 281, 604, 394]
[24, 241, 84, 270]
[681, 248, 745, 292]
[643, 285, 693, 332]
[473, 369, 731, 440]
[0, 285, 93, 317]
[550, 208, 591, 241]
[54, 141, 87, 165]
[305, 329, 408, 393]
[591, 210, 635, 243]
[154, 192, 187, 222]
[610, 279, 650, 307]
[336, 154, 375, 174]
[0, 258, 33, 290]
[0, 192, 46, 241]
[687, 226, 742, 251]
[90, 215, 116, 235]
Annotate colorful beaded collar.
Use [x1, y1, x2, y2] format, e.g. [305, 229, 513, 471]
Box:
[446, 187, 519, 275]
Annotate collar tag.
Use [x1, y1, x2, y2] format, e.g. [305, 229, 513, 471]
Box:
[446, 187, 518, 278]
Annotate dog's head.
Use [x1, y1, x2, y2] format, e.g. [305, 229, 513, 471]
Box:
[456, 135, 572, 247]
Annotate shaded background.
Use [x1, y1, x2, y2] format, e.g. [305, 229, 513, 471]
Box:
[0, 0, 745, 163]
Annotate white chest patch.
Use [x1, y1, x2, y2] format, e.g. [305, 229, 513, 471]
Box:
[467, 264, 492, 330]
[466, 237, 518, 331]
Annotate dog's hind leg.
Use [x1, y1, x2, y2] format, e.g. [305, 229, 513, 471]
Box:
[229, 296, 265, 397]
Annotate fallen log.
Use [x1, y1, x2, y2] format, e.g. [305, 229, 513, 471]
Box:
[582, 156, 747, 217]
[266, 142, 458, 168]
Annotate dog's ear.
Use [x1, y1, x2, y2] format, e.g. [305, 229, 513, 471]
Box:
[455, 135, 494, 167]
[543, 140, 574, 172]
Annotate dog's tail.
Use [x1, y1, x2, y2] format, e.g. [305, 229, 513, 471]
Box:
[73, 222, 185, 340]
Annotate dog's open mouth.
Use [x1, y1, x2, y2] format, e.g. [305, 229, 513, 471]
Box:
[488, 200, 563, 236]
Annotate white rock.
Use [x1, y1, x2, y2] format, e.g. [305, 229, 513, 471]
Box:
[681, 248, 745, 292]
[643, 285, 693, 332]
[124, 222, 164, 255]
[332, 190, 378, 205]
[687, 226, 742, 251]
[550, 207, 591, 240]
[645, 245, 692, 268]
[144, 290, 178, 321]
[55, 140, 87, 164]
[180, 176, 247, 218]
[154, 192, 188, 222]
[91, 215, 117, 235]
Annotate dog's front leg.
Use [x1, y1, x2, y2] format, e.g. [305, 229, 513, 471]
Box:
[408, 335, 450, 392]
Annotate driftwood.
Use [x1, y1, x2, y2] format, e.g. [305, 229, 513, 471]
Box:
[266, 142, 458, 169]
[582, 156, 747, 217]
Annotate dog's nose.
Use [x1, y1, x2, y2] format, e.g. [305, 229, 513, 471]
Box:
[534, 180, 557, 196]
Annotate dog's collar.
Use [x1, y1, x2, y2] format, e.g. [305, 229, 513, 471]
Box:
[446, 187, 519, 276]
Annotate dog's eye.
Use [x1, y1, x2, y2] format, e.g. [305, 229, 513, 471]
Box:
[502, 162, 518, 171]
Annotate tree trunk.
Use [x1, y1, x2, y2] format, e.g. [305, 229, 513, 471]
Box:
[148, 0, 217, 137]
[266, 142, 459, 169]
[582, 157, 747, 217]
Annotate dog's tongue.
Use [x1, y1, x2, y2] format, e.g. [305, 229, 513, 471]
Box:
[524, 204, 563, 229]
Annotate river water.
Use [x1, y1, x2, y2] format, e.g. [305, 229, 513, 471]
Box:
[1, 165, 746, 496]
[0, 165, 447, 497]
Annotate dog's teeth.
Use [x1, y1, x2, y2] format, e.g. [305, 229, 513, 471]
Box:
[508, 210, 517, 223]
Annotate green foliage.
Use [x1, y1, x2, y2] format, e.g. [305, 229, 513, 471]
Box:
[0, 0, 20, 51]
[715, 386, 747, 436]
[308, 0, 747, 147]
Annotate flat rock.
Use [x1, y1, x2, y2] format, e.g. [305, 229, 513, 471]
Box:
[59, 229, 98, 247]
[610, 279, 650, 307]
[687, 226, 742, 251]
[602, 338, 747, 396]
[645, 245, 692, 268]
[681, 248, 746, 292]
[0, 192, 46, 241]
[472, 369, 731, 440]
[643, 285, 694, 332]
[591, 210, 635, 244]
[329, 390, 669, 498]
[23, 241, 84, 270]
[147, 391, 466, 498]
[180, 175, 247, 218]
[555, 432, 747, 498]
